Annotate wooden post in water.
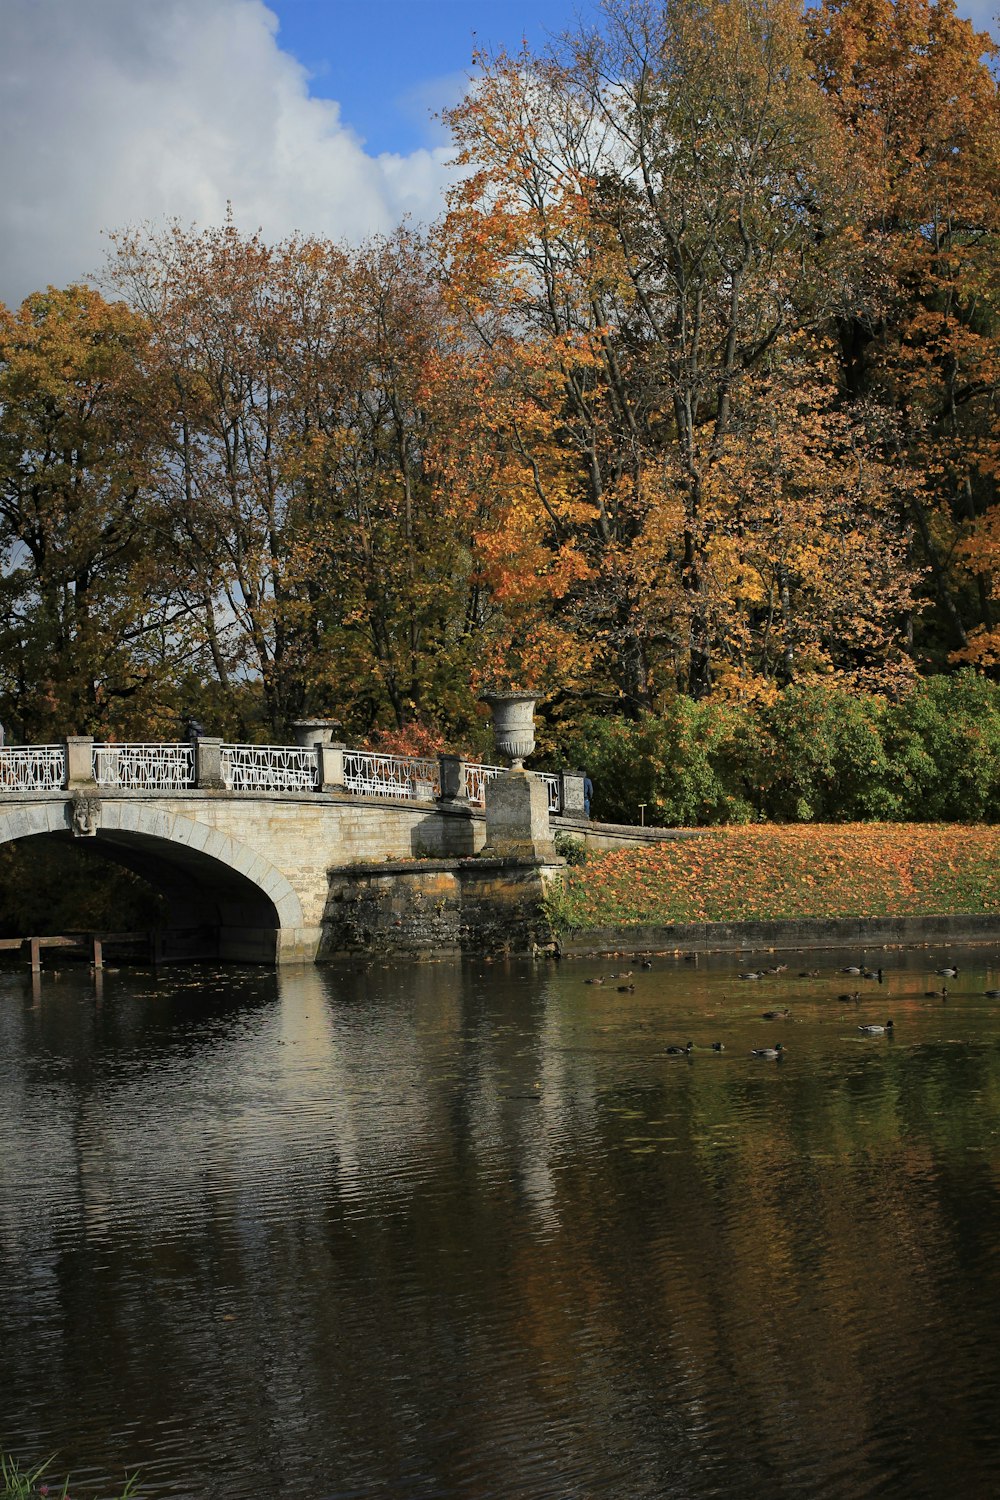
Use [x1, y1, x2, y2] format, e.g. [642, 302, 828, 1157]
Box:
[92, 936, 103, 971]
[29, 937, 40, 973]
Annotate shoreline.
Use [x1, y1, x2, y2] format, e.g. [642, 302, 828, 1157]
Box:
[555, 911, 1000, 958]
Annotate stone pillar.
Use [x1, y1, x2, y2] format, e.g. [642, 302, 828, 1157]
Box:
[194, 736, 225, 790]
[318, 741, 347, 793]
[483, 770, 557, 861]
[559, 770, 589, 821]
[292, 718, 343, 748]
[437, 753, 469, 807]
[64, 736, 96, 788]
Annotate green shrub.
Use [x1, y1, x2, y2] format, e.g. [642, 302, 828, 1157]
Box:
[748, 685, 900, 822]
[553, 831, 587, 864]
[884, 671, 1000, 822]
[552, 673, 1000, 827]
[558, 700, 754, 827]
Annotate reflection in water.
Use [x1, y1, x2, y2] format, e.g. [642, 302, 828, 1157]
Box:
[2, 948, 1000, 1497]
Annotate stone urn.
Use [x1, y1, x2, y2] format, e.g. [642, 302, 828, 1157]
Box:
[292, 718, 343, 748]
[482, 692, 538, 770]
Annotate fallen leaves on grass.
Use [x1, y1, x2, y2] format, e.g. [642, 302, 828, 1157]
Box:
[547, 824, 1000, 929]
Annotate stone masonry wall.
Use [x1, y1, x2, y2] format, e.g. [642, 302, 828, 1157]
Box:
[320, 857, 559, 958]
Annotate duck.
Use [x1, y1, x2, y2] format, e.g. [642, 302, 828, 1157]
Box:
[841, 966, 863, 975]
[762, 1007, 790, 1020]
[585, 977, 606, 986]
[617, 983, 635, 992]
[738, 971, 763, 981]
[924, 986, 949, 999]
[799, 969, 820, 978]
[751, 1042, 784, 1059]
[838, 992, 861, 1003]
[665, 1041, 694, 1055]
[862, 968, 884, 982]
[936, 966, 959, 978]
[985, 989, 1000, 998]
[858, 1020, 894, 1035]
[710, 1041, 726, 1052]
[641, 959, 653, 969]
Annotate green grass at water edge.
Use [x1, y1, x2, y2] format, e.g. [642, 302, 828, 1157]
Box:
[1, 1452, 139, 1500]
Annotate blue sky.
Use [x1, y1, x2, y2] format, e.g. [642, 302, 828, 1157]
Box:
[269, 0, 998, 154]
[267, 0, 586, 153]
[0, 0, 996, 307]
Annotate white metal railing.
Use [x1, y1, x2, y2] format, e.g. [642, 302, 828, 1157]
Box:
[540, 772, 561, 814]
[0, 745, 66, 791]
[221, 743, 319, 792]
[462, 761, 560, 812]
[465, 761, 503, 807]
[93, 742, 195, 790]
[0, 739, 565, 812]
[343, 750, 440, 801]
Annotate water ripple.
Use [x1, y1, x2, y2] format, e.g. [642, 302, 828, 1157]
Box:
[4, 950, 1000, 1497]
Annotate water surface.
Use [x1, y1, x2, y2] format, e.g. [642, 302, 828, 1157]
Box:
[3, 944, 1000, 1498]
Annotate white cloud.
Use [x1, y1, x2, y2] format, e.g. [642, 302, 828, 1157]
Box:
[0, 0, 457, 307]
[395, 69, 474, 149]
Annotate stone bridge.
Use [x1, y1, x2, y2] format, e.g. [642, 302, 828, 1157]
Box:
[0, 737, 591, 963]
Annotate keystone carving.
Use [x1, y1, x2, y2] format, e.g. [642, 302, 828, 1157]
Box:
[69, 789, 102, 838]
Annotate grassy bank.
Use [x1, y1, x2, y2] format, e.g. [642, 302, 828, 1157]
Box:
[1, 1452, 138, 1499]
[545, 824, 1000, 931]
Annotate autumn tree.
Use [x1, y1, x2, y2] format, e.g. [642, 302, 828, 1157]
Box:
[806, 0, 1000, 667]
[441, 0, 911, 709]
[282, 231, 486, 737]
[702, 353, 917, 692]
[107, 221, 326, 733]
[0, 285, 181, 739]
[107, 222, 485, 739]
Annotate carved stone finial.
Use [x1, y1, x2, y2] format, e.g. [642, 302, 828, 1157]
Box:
[69, 788, 101, 837]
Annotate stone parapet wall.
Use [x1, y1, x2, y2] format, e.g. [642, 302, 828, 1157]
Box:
[550, 817, 703, 853]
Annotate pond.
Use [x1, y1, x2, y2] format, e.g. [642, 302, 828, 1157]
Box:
[2, 944, 1000, 1498]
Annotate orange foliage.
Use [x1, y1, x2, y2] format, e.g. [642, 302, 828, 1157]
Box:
[807, 0, 1000, 668]
[552, 823, 1000, 927]
[440, 0, 915, 709]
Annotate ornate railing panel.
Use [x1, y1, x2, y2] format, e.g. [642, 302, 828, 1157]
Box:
[0, 740, 564, 812]
[0, 745, 66, 791]
[93, 743, 195, 790]
[343, 750, 439, 801]
[462, 762, 561, 813]
[221, 743, 319, 793]
[464, 762, 503, 807]
[540, 772, 561, 814]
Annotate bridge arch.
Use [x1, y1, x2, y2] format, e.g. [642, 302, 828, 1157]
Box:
[0, 799, 306, 963]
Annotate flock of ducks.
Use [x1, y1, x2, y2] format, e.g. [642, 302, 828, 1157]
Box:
[582, 956, 988, 1060]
